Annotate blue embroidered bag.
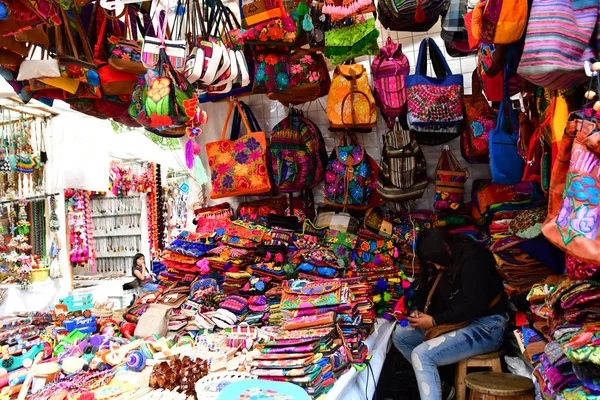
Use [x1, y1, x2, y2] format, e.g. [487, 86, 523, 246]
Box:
[406, 38, 464, 146]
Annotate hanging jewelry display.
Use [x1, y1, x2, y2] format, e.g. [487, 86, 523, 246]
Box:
[0, 114, 11, 175]
[156, 164, 167, 251]
[68, 191, 90, 266]
[147, 163, 159, 258]
[32, 199, 45, 256]
[13, 199, 31, 289]
[85, 191, 97, 273]
[49, 195, 62, 279]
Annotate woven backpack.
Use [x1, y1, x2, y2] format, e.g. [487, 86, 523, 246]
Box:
[270, 110, 328, 192]
[376, 123, 428, 202]
[372, 38, 410, 128]
[327, 64, 377, 130]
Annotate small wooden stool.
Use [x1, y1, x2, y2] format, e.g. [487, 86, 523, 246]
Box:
[455, 350, 504, 400]
[465, 372, 534, 399]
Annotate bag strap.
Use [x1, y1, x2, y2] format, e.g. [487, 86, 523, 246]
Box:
[416, 38, 452, 78]
[496, 67, 519, 136]
[424, 270, 443, 315]
[221, 101, 255, 141]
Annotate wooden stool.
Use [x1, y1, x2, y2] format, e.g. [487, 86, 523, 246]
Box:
[455, 350, 504, 400]
[465, 372, 534, 399]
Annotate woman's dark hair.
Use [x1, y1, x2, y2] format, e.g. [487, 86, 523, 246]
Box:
[416, 228, 473, 285]
[132, 253, 145, 274]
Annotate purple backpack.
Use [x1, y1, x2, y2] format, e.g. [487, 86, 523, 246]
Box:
[372, 38, 410, 128]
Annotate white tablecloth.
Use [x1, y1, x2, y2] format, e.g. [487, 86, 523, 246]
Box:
[0, 279, 58, 315]
[325, 318, 396, 400]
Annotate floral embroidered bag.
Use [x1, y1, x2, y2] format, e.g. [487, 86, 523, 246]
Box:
[324, 135, 380, 209]
[406, 38, 464, 146]
[461, 71, 494, 163]
[206, 101, 272, 199]
[542, 111, 600, 266]
[252, 48, 290, 94]
[327, 64, 377, 130]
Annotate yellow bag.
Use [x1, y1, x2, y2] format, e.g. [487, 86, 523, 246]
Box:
[39, 77, 80, 94]
[327, 64, 377, 130]
[472, 0, 528, 44]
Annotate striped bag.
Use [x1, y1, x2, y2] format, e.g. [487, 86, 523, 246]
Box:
[517, 0, 599, 90]
[376, 124, 427, 202]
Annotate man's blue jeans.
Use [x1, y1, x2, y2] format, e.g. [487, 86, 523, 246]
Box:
[392, 313, 508, 399]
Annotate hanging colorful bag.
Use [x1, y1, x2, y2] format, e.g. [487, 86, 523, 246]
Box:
[240, 0, 285, 28]
[324, 18, 380, 65]
[324, 135, 380, 209]
[269, 110, 328, 192]
[252, 48, 290, 94]
[433, 147, 468, 212]
[542, 111, 600, 266]
[461, 71, 494, 164]
[372, 37, 410, 127]
[517, 0, 599, 89]
[471, 0, 528, 44]
[206, 101, 272, 199]
[327, 64, 377, 130]
[406, 38, 464, 146]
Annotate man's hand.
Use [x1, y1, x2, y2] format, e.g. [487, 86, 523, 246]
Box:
[407, 313, 435, 330]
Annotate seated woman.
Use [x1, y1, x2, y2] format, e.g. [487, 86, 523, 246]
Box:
[131, 253, 159, 293]
[393, 228, 508, 400]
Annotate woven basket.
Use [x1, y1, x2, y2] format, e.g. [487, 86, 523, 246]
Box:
[195, 372, 255, 399]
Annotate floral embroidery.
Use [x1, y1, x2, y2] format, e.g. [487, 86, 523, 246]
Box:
[288, 53, 322, 88]
[407, 84, 463, 124]
[206, 132, 270, 199]
[253, 51, 289, 94]
[107, 36, 142, 63]
[324, 146, 375, 207]
[557, 173, 600, 245]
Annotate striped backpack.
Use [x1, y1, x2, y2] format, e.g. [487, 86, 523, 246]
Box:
[372, 38, 410, 128]
[269, 111, 328, 192]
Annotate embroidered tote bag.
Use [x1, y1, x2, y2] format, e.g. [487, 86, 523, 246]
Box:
[517, 0, 599, 89]
[406, 38, 464, 146]
[461, 71, 494, 163]
[434, 147, 468, 212]
[206, 101, 272, 199]
[542, 111, 600, 266]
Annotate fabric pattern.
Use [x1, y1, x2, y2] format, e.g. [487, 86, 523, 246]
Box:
[327, 64, 377, 129]
[324, 18, 380, 65]
[372, 37, 410, 124]
[324, 145, 376, 207]
[253, 50, 290, 94]
[206, 131, 271, 199]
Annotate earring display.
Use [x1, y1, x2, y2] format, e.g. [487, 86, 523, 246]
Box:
[91, 196, 143, 275]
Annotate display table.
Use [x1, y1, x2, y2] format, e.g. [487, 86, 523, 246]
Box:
[0, 279, 59, 315]
[325, 318, 396, 400]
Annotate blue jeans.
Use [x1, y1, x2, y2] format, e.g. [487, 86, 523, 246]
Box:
[142, 283, 160, 292]
[392, 313, 508, 400]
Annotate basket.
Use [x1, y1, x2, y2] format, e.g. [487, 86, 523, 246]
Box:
[195, 372, 256, 400]
[91, 309, 114, 318]
[30, 268, 50, 282]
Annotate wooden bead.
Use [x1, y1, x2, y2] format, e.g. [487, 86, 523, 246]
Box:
[585, 90, 597, 100]
[593, 101, 600, 112]
[592, 62, 600, 72]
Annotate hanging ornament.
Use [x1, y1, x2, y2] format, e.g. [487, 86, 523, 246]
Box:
[16, 199, 29, 236]
[49, 195, 60, 232]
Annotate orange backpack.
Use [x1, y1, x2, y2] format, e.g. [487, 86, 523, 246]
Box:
[327, 64, 377, 130]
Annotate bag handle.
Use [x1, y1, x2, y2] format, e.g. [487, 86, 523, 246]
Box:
[495, 67, 519, 137]
[416, 38, 452, 78]
[221, 101, 255, 141]
[424, 270, 443, 315]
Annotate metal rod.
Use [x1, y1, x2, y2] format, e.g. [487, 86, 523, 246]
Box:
[0, 192, 60, 206]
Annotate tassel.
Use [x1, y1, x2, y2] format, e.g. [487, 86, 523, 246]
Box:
[194, 155, 209, 185]
[303, 14, 314, 31]
[415, 0, 425, 23]
[185, 138, 195, 169]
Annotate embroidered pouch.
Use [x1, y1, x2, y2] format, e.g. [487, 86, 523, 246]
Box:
[281, 280, 343, 310]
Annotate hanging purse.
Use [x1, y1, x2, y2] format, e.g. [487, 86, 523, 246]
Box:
[324, 18, 379, 65]
[461, 71, 494, 164]
[433, 147, 468, 212]
[17, 47, 61, 81]
[489, 69, 525, 185]
[106, 8, 148, 76]
[141, 6, 188, 72]
[406, 38, 464, 146]
[205, 101, 272, 199]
